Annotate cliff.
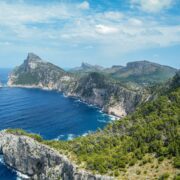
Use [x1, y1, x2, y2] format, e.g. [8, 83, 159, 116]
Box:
[0, 130, 113, 180]
[8, 53, 148, 117]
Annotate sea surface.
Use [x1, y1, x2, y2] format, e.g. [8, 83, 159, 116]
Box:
[0, 68, 113, 179]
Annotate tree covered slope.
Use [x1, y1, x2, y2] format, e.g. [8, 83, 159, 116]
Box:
[44, 71, 180, 178]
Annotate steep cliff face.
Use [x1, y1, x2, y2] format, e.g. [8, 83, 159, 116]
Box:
[8, 53, 148, 117]
[0, 131, 113, 180]
[70, 72, 144, 116]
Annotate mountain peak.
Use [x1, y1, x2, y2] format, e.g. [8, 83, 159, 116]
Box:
[81, 62, 92, 68]
[26, 53, 42, 62]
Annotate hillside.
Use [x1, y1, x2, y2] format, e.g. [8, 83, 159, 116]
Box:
[108, 61, 177, 85]
[4, 71, 180, 179]
[44, 71, 180, 179]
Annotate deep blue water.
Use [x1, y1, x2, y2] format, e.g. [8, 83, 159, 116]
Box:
[0, 68, 112, 179]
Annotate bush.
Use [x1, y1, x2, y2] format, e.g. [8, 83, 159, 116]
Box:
[136, 170, 141, 175]
[159, 173, 170, 180]
[129, 158, 136, 166]
[114, 170, 119, 177]
[158, 156, 164, 162]
[174, 157, 180, 168]
[174, 174, 180, 180]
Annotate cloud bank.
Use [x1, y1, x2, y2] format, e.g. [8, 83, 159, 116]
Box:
[0, 0, 179, 67]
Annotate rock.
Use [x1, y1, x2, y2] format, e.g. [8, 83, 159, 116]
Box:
[0, 131, 113, 180]
[70, 62, 104, 73]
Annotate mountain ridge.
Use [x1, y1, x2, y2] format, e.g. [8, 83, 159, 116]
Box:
[69, 59, 177, 85]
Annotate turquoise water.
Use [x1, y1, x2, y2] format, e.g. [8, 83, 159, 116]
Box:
[0, 69, 112, 179]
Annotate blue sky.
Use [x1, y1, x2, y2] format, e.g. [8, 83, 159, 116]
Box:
[0, 0, 180, 68]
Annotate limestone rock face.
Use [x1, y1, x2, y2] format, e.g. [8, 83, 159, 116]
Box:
[0, 131, 113, 180]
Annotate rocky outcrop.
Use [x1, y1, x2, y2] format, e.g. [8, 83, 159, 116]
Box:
[8, 53, 148, 117]
[0, 131, 113, 180]
[70, 62, 104, 73]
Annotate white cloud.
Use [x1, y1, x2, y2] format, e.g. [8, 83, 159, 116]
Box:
[0, 1, 74, 26]
[0, 0, 179, 64]
[95, 24, 119, 34]
[103, 11, 124, 20]
[77, 1, 90, 10]
[131, 0, 173, 13]
[128, 18, 143, 26]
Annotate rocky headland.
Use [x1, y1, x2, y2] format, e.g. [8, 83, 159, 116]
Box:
[7, 53, 151, 117]
[0, 130, 113, 180]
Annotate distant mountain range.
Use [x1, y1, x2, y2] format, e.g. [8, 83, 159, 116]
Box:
[70, 60, 177, 84]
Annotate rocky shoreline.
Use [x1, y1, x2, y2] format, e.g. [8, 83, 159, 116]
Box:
[0, 130, 113, 180]
[7, 83, 121, 119]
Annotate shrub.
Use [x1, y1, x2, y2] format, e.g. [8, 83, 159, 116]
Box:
[136, 170, 141, 175]
[114, 170, 119, 177]
[174, 157, 180, 168]
[129, 158, 136, 166]
[174, 174, 180, 180]
[158, 156, 164, 162]
[159, 173, 170, 180]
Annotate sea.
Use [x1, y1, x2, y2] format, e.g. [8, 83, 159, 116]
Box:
[0, 68, 113, 179]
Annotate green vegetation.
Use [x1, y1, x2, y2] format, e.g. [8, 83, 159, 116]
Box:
[6, 128, 43, 142]
[174, 157, 180, 168]
[14, 72, 40, 85]
[6, 73, 180, 177]
[55, 83, 179, 174]
[159, 173, 170, 180]
[13, 59, 67, 85]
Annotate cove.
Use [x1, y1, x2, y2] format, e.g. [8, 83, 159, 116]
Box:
[0, 69, 112, 179]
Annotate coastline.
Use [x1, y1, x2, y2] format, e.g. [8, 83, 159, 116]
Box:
[0, 155, 30, 180]
[7, 84, 121, 119]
